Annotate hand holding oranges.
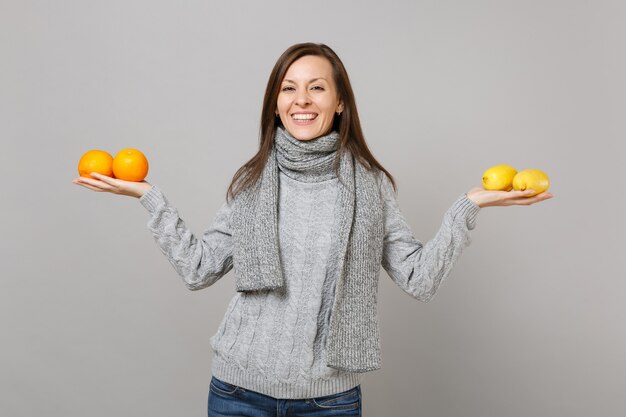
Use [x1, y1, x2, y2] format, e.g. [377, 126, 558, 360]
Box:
[77, 148, 149, 181]
[73, 148, 152, 198]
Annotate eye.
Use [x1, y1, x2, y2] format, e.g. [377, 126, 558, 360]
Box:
[312, 86, 325, 91]
[281, 86, 295, 92]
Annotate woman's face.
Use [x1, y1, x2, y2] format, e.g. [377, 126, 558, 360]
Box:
[276, 55, 344, 141]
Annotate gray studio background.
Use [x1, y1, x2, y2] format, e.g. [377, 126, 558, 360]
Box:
[2, 1, 624, 416]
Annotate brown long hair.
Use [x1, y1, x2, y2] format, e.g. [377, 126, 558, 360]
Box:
[226, 42, 396, 203]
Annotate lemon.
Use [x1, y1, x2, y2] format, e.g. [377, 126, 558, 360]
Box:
[482, 165, 518, 191]
[512, 169, 550, 196]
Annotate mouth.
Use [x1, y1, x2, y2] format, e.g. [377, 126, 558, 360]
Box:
[291, 113, 318, 125]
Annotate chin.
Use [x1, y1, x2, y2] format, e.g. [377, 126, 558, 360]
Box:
[285, 126, 319, 141]
[286, 124, 333, 141]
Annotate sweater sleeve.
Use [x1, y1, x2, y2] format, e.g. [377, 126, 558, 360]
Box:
[138, 185, 234, 291]
[379, 173, 481, 302]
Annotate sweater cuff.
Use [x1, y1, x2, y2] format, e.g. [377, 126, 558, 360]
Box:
[139, 185, 167, 213]
[451, 193, 481, 230]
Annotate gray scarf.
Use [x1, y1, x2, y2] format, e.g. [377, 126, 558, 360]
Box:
[231, 126, 385, 373]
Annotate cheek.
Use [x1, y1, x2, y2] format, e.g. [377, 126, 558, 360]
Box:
[321, 98, 338, 117]
[321, 107, 336, 120]
[276, 100, 291, 123]
[277, 95, 291, 112]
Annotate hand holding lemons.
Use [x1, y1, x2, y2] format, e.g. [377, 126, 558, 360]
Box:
[469, 164, 553, 207]
[481, 165, 550, 197]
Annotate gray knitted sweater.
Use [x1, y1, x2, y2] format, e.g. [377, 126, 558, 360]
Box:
[139, 168, 481, 399]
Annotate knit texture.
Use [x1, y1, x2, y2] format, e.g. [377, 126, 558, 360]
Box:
[230, 126, 384, 373]
[212, 171, 360, 398]
[138, 155, 481, 398]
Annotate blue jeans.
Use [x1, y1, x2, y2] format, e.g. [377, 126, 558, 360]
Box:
[208, 376, 362, 416]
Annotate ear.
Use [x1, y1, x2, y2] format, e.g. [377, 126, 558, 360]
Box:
[337, 102, 344, 113]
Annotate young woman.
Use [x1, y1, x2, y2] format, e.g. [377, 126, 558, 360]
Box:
[73, 42, 552, 416]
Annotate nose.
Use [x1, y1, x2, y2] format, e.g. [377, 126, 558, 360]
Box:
[294, 89, 311, 107]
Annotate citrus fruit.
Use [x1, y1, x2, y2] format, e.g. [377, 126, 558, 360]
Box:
[78, 150, 114, 178]
[512, 169, 550, 196]
[482, 165, 518, 191]
[112, 148, 149, 182]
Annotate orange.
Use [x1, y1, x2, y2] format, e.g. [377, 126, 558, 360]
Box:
[112, 148, 149, 182]
[78, 150, 114, 178]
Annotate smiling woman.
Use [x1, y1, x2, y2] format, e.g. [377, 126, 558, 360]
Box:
[275, 55, 344, 141]
[71, 42, 553, 417]
[226, 42, 396, 204]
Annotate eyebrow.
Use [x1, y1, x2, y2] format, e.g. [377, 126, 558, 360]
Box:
[282, 77, 328, 84]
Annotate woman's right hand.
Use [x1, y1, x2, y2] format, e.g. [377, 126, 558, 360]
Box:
[72, 172, 153, 198]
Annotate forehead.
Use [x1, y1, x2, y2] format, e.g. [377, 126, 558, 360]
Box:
[282, 55, 334, 82]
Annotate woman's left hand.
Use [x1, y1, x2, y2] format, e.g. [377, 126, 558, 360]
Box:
[466, 187, 554, 208]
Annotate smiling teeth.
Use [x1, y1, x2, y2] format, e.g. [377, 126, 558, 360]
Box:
[292, 114, 317, 120]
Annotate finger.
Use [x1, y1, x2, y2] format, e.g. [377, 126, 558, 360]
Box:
[75, 176, 118, 193]
[518, 193, 554, 205]
[510, 189, 536, 197]
[525, 192, 553, 202]
[535, 193, 554, 202]
[75, 176, 107, 187]
[89, 172, 117, 185]
[74, 182, 105, 192]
